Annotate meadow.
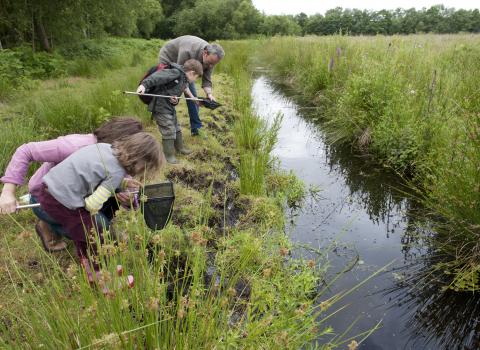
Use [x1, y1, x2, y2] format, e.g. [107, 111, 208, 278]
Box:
[0, 39, 374, 349]
[1, 33, 476, 348]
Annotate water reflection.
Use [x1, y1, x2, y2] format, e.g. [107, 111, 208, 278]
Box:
[252, 75, 479, 349]
[388, 254, 480, 350]
[267, 79, 415, 233]
[326, 143, 409, 226]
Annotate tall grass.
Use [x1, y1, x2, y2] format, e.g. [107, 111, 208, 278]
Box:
[21, 69, 150, 137]
[0, 38, 163, 100]
[0, 118, 41, 178]
[0, 201, 334, 349]
[0, 67, 150, 176]
[0, 38, 371, 348]
[218, 41, 283, 196]
[0, 41, 157, 175]
[257, 34, 480, 288]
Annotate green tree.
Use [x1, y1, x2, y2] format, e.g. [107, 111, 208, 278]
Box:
[304, 14, 326, 35]
[135, 0, 164, 38]
[0, 0, 164, 49]
[173, 0, 262, 40]
[399, 8, 421, 34]
[260, 15, 301, 36]
[153, 0, 196, 38]
[231, 0, 263, 36]
[323, 7, 344, 35]
[294, 12, 308, 36]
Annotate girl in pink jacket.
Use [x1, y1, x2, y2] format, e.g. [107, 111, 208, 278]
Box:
[0, 117, 143, 251]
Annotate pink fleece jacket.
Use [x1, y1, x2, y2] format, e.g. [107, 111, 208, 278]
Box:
[1, 134, 96, 198]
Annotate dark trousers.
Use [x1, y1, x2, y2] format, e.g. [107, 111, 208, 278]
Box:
[31, 195, 115, 237]
[36, 184, 105, 258]
[186, 81, 202, 133]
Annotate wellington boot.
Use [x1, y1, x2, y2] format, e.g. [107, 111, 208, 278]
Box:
[174, 131, 192, 155]
[162, 139, 178, 164]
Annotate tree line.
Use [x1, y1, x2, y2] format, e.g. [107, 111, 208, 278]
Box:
[1, 0, 479, 50]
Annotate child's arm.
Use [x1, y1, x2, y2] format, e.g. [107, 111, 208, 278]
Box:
[85, 185, 112, 214]
[116, 177, 142, 210]
[84, 177, 129, 214]
[1, 137, 84, 214]
[141, 69, 181, 91]
[1, 138, 76, 187]
[85, 177, 142, 215]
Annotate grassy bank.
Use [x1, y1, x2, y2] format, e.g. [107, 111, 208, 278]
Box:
[0, 38, 163, 101]
[257, 34, 480, 289]
[0, 39, 370, 348]
[0, 38, 162, 176]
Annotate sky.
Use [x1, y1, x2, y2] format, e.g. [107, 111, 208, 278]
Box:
[251, 0, 479, 15]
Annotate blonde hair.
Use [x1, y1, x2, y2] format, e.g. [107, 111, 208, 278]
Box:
[112, 132, 163, 177]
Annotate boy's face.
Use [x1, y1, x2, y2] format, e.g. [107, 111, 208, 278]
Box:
[186, 71, 200, 83]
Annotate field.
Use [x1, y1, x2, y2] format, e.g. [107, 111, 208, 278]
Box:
[0, 39, 374, 349]
[1, 33, 478, 349]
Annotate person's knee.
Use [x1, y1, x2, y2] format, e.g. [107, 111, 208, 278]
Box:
[158, 124, 176, 139]
[154, 114, 176, 139]
[161, 131, 176, 140]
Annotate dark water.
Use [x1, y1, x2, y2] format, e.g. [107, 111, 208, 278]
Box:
[251, 76, 480, 350]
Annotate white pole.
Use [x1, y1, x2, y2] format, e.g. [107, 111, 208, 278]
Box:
[123, 91, 202, 102]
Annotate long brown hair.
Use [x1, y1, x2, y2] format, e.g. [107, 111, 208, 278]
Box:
[94, 116, 144, 144]
[112, 132, 163, 177]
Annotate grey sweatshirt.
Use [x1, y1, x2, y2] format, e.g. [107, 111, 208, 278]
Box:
[158, 35, 213, 89]
[43, 143, 126, 209]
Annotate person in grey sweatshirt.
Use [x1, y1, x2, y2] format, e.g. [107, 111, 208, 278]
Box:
[158, 35, 225, 137]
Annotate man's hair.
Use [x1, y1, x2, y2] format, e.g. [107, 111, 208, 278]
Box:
[183, 59, 203, 76]
[112, 132, 162, 177]
[205, 43, 225, 59]
[94, 116, 144, 144]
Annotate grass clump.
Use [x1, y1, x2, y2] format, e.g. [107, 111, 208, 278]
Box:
[0, 206, 332, 349]
[0, 118, 41, 177]
[266, 170, 307, 208]
[0, 38, 163, 100]
[218, 41, 284, 196]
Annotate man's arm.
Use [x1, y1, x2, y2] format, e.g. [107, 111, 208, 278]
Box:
[201, 68, 214, 100]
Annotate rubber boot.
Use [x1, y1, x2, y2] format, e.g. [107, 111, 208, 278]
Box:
[174, 131, 192, 155]
[162, 139, 178, 164]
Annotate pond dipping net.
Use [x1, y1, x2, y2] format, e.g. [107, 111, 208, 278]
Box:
[141, 181, 175, 230]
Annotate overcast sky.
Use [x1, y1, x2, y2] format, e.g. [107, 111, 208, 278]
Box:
[251, 0, 479, 15]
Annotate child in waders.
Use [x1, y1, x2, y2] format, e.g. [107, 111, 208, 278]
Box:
[136, 59, 203, 164]
[36, 132, 162, 276]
